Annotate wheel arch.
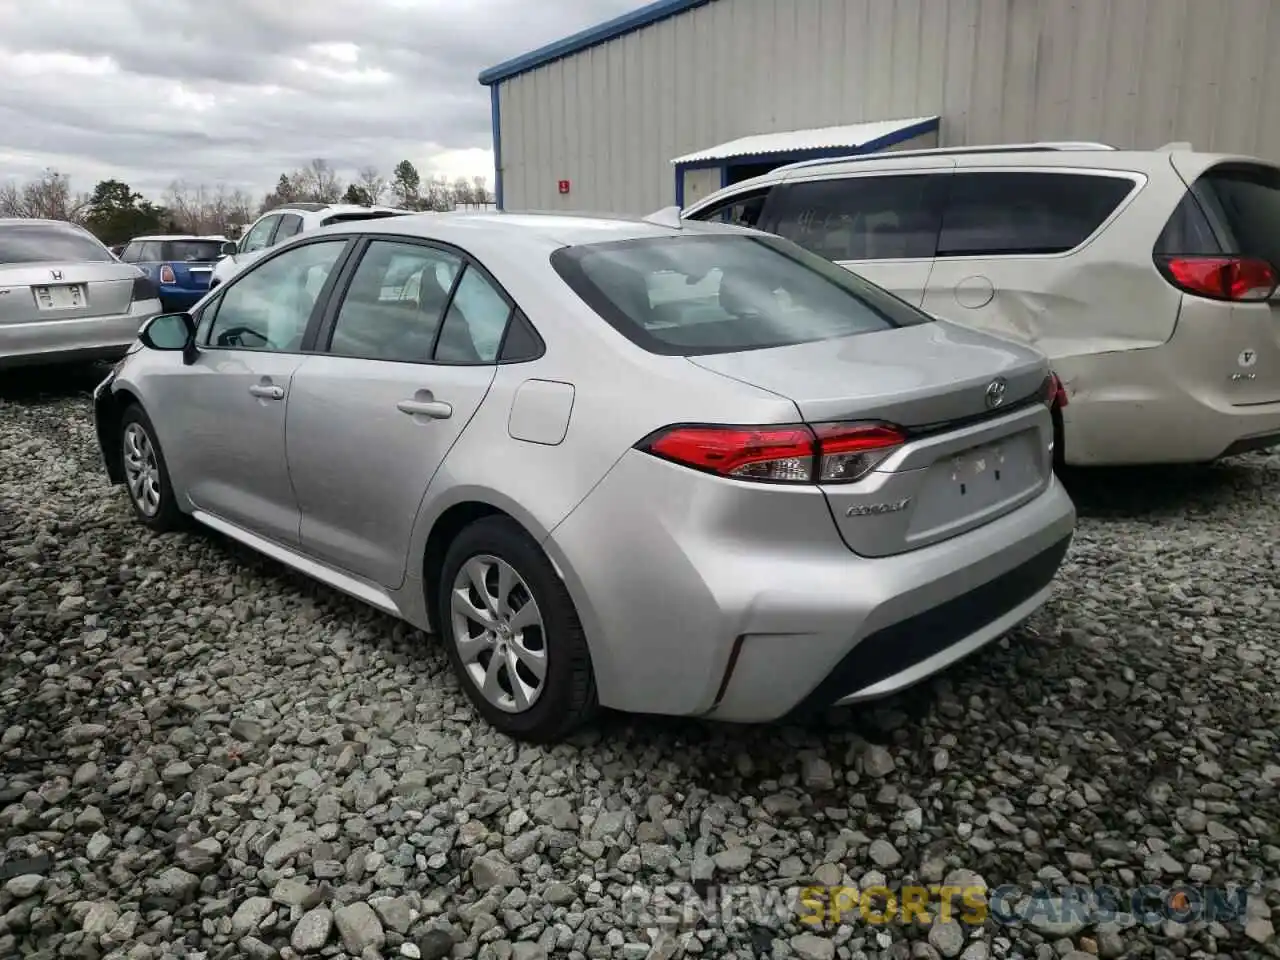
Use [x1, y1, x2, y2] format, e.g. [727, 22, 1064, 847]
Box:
[416, 488, 593, 641]
[95, 384, 145, 484]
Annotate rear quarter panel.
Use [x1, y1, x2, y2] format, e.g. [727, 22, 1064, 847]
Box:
[919, 163, 1187, 365]
[399, 246, 801, 629]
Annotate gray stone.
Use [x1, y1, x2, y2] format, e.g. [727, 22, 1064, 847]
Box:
[790, 932, 836, 960]
[291, 907, 333, 953]
[335, 901, 385, 954]
[472, 854, 520, 890]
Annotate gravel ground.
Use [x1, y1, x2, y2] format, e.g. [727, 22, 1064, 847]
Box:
[1, 368, 1278, 960]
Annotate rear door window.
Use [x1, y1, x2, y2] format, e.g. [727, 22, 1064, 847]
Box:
[1162, 163, 1280, 265]
[688, 188, 773, 229]
[937, 172, 1135, 257]
[550, 233, 931, 357]
[274, 214, 304, 241]
[767, 174, 947, 262]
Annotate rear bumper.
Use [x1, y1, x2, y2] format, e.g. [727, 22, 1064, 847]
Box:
[0, 300, 160, 368]
[158, 286, 208, 311]
[1055, 342, 1280, 466]
[547, 449, 1076, 721]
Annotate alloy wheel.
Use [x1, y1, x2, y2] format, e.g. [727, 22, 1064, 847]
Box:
[122, 422, 161, 517]
[450, 554, 547, 712]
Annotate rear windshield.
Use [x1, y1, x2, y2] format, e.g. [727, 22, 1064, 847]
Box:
[320, 211, 407, 227]
[0, 223, 112, 264]
[549, 233, 931, 356]
[164, 240, 224, 262]
[1156, 163, 1280, 266]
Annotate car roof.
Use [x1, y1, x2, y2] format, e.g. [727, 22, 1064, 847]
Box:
[307, 209, 751, 254]
[129, 234, 221, 242]
[0, 217, 93, 229]
[686, 144, 1277, 211]
[267, 203, 406, 217]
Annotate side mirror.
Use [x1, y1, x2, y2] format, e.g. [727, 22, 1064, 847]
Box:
[220, 241, 238, 258]
[139, 313, 197, 364]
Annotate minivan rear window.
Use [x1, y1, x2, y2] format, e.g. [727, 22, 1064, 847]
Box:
[1156, 163, 1280, 265]
[937, 172, 1136, 257]
[550, 234, 931, 357]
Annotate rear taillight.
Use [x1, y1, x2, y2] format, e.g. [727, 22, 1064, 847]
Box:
[131, 275, 158, 302]
[1155, 255, 1278, 302]
[1041, 372, 1068, 409]
[638, 422, 906, 484]
[159, 264, 176, 284]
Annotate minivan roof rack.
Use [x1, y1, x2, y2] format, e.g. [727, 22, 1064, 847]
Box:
[772, 141, 1118, 174]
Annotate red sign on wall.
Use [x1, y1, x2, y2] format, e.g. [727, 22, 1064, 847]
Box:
[557, 179, 571, 194]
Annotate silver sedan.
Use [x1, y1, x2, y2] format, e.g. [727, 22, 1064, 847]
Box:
[93, 211, 1076, 741]
[1, 218, 162, 368]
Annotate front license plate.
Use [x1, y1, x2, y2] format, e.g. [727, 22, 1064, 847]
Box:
[32, 283, 87, 310]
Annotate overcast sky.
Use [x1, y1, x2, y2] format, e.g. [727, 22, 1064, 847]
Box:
[0, 0, 640, 201]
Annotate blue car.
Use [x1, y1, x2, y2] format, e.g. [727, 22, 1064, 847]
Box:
[118, 235, 231, 312]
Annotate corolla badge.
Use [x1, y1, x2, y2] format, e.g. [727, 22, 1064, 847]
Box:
[846, 498, 911, 517]
[984, 377, 1007, 409]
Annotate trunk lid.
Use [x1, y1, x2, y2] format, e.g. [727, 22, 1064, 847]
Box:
[689, 320, 1055, 557]
[0, 261, 140, 325]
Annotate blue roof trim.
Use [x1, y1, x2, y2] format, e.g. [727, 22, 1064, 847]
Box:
[479, 0, 711, 86]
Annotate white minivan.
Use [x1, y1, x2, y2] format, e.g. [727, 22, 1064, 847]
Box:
[683, 142, 1280, 467]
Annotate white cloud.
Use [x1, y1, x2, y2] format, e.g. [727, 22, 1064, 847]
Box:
[0, 0, 640, 201]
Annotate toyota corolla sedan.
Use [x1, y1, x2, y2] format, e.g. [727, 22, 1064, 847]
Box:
[93, 211, 1076, 742]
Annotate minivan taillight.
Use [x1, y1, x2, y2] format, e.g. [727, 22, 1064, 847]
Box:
[131, 275, 158, 302]
[1042, 372, 1068, 409]
[1155, 255, 1278, 302]
[638, 422, 906, 484]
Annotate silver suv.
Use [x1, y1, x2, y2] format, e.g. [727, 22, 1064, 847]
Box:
[683, 142, 1280, 467]
[210, 202, 407, 291]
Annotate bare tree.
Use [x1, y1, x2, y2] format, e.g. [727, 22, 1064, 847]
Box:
[356, 166, 387, 206]
[0, 169, 90, 222]
[164, 181, 256, 235]
[293, 159, 343, 204]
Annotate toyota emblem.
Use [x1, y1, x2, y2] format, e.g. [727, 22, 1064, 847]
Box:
[984, 378, 1007, 409]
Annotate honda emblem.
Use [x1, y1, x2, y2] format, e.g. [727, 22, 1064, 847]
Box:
[50, 270, 63, 281]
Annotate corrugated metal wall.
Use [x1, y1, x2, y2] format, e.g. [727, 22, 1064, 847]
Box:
[496, 0, 1280, 214]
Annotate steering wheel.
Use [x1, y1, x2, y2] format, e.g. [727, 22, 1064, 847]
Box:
[215, 325, 270, 348]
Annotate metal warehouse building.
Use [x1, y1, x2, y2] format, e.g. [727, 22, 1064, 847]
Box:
[479, 0, 1280, 214]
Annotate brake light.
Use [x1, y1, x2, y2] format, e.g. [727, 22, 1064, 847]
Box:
[159, 264, 176, 284]
[638, 422, 905, 484]
[1041, 372, 1068, 409]
[131, 275, 158, 302]
[1156, 255, 1278, 302]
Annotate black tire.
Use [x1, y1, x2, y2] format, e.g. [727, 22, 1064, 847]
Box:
[119, 403, 188, 532]
[437, 516, 597, 742]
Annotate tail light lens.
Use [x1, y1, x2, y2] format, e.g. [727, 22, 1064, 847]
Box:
[1155, 255, 1278, 302]
[131, 275, 158, 302]
[638, 422, 906, 485]
[1041, 372, 1068, 409]
[159, 264, 176, 284]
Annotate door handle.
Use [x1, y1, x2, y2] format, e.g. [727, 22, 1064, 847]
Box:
[249, 384, 285, 400]
[397, 399, 452, 419]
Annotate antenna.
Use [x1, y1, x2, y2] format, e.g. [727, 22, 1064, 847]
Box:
[642, 206, 684, 229]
